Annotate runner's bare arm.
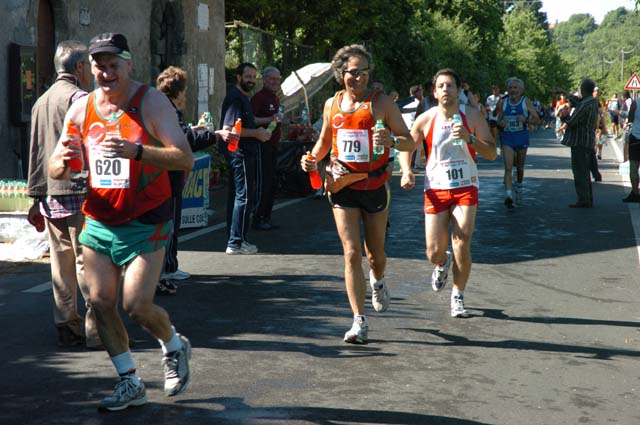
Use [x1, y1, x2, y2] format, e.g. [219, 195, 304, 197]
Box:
[141, 87, 194, 170]
[311, 98, 334, 159]
[48, 98, 89, 180]
[466, 107, 497, 161]
[374, 94, 412, 151]
[399, 110, 432, 189]
[301, 97, 333, 172]
[525, 98, 541, 125]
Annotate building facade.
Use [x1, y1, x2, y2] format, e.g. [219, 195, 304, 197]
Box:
[0, 0, 226, 178]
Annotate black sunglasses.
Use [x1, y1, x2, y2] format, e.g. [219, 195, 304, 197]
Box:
[343, 68, 370, 78]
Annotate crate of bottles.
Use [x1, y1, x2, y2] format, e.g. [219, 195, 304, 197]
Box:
[0, 180, 32, 212]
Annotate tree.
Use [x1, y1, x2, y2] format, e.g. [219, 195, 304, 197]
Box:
[550, 7, 640, 95]
[499, 8, 570, 100]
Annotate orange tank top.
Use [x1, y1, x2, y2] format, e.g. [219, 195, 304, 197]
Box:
[330, 90, 389, 190]
[81, 85, 171, 225]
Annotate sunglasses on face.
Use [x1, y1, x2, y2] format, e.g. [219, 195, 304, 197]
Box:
[343, 68, 370, 78]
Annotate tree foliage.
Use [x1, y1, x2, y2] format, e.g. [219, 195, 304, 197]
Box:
[551, 7, 640, 96]
[225, 0, 570, 101]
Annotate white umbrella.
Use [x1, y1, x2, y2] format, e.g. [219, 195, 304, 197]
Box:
[280, 62, 333, 124]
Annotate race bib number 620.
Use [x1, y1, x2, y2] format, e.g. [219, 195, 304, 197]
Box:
[89, 149, 130, 188]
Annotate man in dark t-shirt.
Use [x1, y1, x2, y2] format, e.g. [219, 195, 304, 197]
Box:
[220, 62, 271, 254]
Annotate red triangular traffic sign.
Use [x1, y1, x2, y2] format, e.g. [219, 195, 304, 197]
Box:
[624, 72, 640, 90]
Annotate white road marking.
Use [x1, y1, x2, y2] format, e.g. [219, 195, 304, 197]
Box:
[177, 196, 309, 243]
[22, 281, 52, 293]
[610, 138, 640, 264]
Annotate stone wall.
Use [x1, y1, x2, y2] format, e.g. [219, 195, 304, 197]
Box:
[0, 0, 226, 178]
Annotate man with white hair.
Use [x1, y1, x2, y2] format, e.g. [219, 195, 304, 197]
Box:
[27, 40, 100, 349]
[252, 66, 283, 230]
[496, 77, 540, 208]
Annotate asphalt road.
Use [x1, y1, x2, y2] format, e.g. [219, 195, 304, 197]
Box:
[1, 128, 639, 425]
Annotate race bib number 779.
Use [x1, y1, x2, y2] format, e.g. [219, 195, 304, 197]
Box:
[336, 129, 370, 162]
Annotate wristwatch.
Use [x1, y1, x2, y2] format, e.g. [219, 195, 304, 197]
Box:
[468, 135, 476, 145]
[392, 136, 399, 149]
[134, 142, 144, 161]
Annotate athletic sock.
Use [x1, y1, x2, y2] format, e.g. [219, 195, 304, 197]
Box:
[452, 287, 464, 299]
[111, 351, 139, 383]
[159, 326, 182, 354]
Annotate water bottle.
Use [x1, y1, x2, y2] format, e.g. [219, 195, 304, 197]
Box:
[306, 151, 323, 190]
[451, 113, 464, 146]
[103, 113, 120, 158]
[66, 121, 84, 171]
[266, 119, 278, 134]
[197, 113, 207, 127]
[373, 119, 386, 159]
[105, 113, 120, 138]
[205, 112, 213, 130]
[228, 118, 241, 152]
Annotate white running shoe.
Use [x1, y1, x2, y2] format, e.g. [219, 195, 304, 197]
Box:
[369, 269, 390, 312]
[162, 269, 191, 280]
[98, 377, 147, 411]
[431, 251, 452, 291]
[163, 334, 192, 396]
[514, 184, 523, 205]
[343, 316, 368, 344]
[451, 295, 469, 318]
[226, 242, 258, 255]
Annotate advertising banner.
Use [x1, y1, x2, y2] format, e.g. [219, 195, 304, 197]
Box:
[181, 152, 210, 228]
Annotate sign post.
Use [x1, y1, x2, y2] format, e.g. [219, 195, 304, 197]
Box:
[624, 72, 640, 91]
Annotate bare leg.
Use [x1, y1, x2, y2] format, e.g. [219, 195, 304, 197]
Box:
[122, 249, 173, 342]
[363, 208, 389, 282]
[502, 145, 515, 192]
[449, 205, 477, 292]
[83, 247, 130, 357]
[515, 148, 528, 183]
[333, 207, 366, 315]
[425, 209, 452, 267]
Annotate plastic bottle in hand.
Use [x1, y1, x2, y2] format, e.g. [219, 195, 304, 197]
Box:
[228, 118, 241, 152]
[306, 151, 323, 190]
[103, 113, 120, 158]
[66, 121, 84, 171]
[105, 113, 120, 138]
[197, 113, 206, 126]
[266, 119, 278, 134]
[373, 119, 386, 159]
[451, 113, 464, 146]
[205, 112, 213, 130]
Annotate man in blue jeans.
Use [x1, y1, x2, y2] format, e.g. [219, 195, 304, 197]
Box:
[220, 63, 271, 254]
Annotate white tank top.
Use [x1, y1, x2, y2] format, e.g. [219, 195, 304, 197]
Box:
[424, 106, 479, 191]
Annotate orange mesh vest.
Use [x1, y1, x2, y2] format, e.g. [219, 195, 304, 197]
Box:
[330, 90, 389, 190]
[81, 85, 171, 225]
